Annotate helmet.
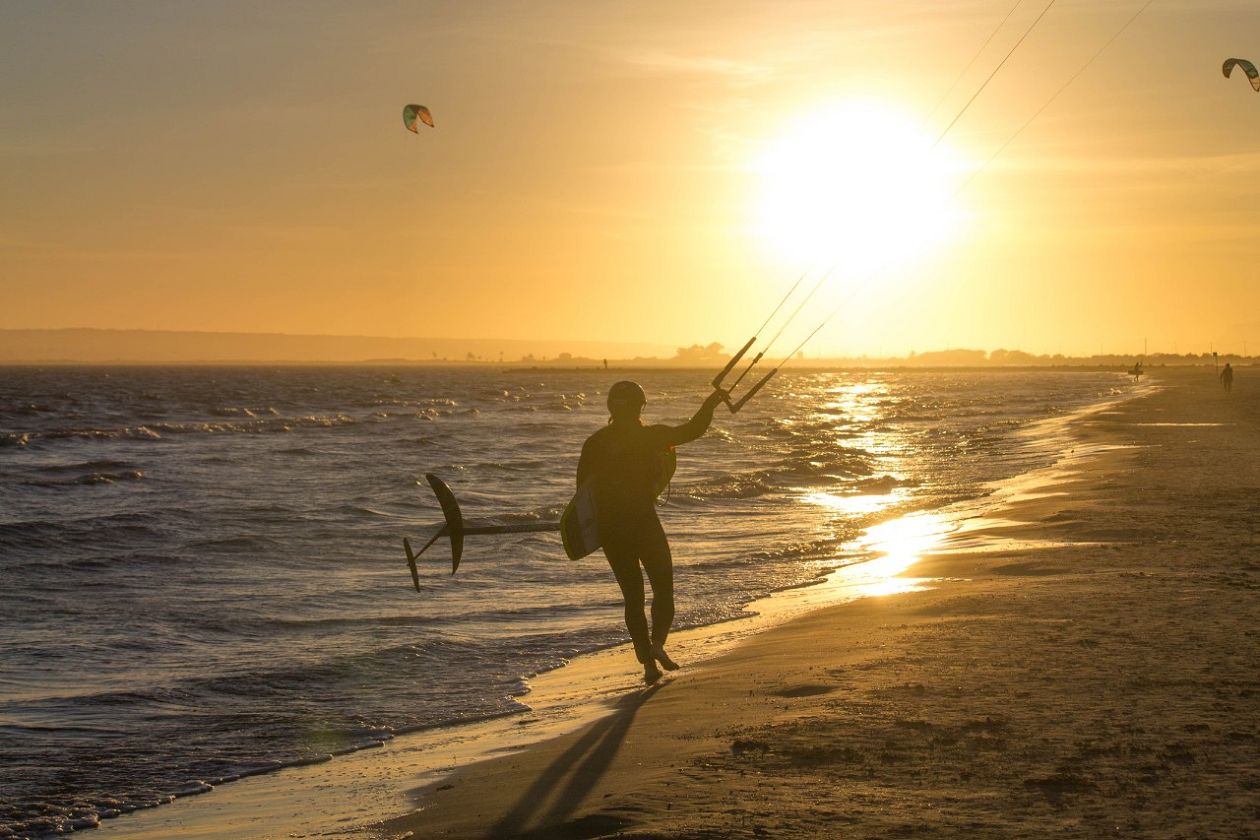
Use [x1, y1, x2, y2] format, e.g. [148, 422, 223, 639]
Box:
[607, 380, 647, 411]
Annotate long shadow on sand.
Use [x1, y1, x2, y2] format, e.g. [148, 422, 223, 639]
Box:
[488, 683, 662, 839]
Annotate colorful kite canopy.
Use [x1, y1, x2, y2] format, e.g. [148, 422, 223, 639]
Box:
[403, 104, 435, 132]
[1223, 58, 1260, 92]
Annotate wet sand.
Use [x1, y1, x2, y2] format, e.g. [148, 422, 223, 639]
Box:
[382, 367, 1260, 839]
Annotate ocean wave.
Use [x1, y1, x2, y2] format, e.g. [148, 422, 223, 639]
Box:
[494, 507, 566, 524]
[20, 463, 146, 487]
[71, 469, 145, 486]
[672, 474, 777, 501]
[369, 407, 461, 420]
[209, 406, 281, 418]
[147, 415, 360, 435]
[37, 458, 135, 474]
[669, 447, 879, 503]
[465, 459, 555, 474]
[264, 613, 447, 631]
[263, 601, 604, 633]
[7, 413, 368, 447]
[0, 519, 130, 551]
[68, 552, 181, 571]
[327, 503, 403, 519]
[673, 536, 841, 575]
[0, 722, 119, 735]
[183, 535, 283, 552]
[854, 474, 915, 492]
[758, 418, 809, 439]
[2, 401, 56, 416]
[499, 399, 587, 413]
[16, 425, 164, 444]
[355, 397, 459, 409]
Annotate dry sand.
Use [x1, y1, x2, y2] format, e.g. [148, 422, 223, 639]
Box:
[382, 367, 1260, 839]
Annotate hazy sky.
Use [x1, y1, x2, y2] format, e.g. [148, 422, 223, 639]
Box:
[4, 0, 1260, 356]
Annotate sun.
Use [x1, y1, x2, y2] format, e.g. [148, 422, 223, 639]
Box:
[750, 100, 967, 276]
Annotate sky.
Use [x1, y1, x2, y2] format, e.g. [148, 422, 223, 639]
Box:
[4, 0, 1260, 357]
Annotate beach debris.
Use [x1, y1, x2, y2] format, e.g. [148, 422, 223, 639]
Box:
[731, 738, 772, 755]
[1222, 58, 1260, 92]
[403, 104, 435, 131]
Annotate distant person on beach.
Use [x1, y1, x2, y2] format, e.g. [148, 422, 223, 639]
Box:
[1221, 362, 1234, 392]
[577, 381, 727, 685]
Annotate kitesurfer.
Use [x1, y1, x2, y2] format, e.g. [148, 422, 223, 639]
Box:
[577, 381, 727, 685]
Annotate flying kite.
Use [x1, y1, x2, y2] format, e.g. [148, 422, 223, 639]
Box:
[1223, 58, 1260, 92]
[403, 104, 435, 132]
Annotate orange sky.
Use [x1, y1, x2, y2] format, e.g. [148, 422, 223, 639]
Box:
[4, 1, 1260, 357]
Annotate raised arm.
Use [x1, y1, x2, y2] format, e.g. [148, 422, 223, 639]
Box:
[658, 389, 727, 447]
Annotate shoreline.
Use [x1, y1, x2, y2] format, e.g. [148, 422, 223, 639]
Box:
[372, 370, 1260, 840]
[91, 376, 1154, 839]
[375, 365, 1257, 838]
[91, 485, 948, 840]
[89, 553, 930, 839]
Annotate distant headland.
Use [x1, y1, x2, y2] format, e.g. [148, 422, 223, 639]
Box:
[0, 329, 1250, 368]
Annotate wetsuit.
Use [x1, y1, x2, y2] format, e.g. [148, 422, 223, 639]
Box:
[576, 393, 724, 664]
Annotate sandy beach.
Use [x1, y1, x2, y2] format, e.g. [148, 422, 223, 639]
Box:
[367, 367, 1257, 840]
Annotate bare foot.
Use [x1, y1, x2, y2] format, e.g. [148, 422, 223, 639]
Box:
[652, 645, 680, 671]
[643, 662, 663, 685]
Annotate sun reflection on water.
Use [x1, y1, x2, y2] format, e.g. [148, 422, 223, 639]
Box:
[804, 491, 900, 515]
[819, 381, 886, 425]
[835, 512, 951, 598]
[801, 375, 949, 600]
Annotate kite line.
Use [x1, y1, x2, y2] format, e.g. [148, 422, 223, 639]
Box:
[934, 0, 1060, 147]
[925, 0, 1028, 126]
[957, 0, 1157, 196]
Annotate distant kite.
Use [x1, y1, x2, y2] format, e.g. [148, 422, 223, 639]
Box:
[1223, 58, 1260, 92]
[403, 104, 435, 132]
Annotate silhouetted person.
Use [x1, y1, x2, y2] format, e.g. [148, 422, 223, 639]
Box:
[577, 381, 726, 685]
[1221, 362, 1234, 393]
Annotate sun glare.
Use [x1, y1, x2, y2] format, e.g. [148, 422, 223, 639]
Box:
[751, 101, 966, 275]
[846, 512, 950, 598]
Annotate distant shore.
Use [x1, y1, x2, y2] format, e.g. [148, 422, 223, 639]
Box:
[1, 327, 1250, 368]
[0, 360, 1251, 371]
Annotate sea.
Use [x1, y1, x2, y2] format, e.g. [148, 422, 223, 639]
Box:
[0, 365, 1135, 837]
